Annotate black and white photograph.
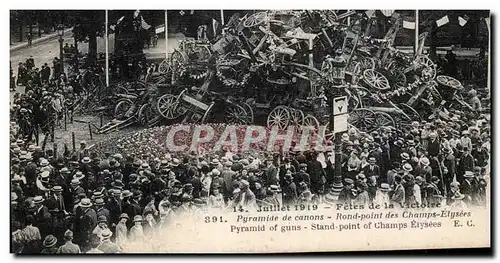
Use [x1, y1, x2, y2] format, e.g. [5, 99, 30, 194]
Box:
[9, 8, 491, 254]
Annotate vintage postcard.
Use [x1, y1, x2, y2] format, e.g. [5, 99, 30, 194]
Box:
[9, 9, 491, 254]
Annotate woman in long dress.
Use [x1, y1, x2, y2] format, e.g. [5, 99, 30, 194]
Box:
[373, 183, 391, 207]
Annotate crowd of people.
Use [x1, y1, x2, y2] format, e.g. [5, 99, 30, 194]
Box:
[9, 29, 491, 254]
[10, 81, 490, 253]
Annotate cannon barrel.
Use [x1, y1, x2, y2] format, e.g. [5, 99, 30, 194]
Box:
[320, 28, 334, 49]
[365, 106, 405, 115]
[285, 62, 323, 76]
[252, 34, 269, 54]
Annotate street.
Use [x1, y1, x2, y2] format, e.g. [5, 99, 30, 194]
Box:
[10, 33, 187, 104]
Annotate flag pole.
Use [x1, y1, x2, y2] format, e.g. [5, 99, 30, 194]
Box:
[347, 10, 351, 26]
[165, 10, 168, 60]
[221, 10, 225, 26]
[415, 10, 419, 56]
[105, 9, 109, 87]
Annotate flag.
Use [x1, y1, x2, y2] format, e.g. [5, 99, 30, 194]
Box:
[436, 15, 449, 27]
[458, 16, 468, 26]
[179, 10, 185, 16]
[380, 10, 395, 17]
[190, 10, 194, 15]
[134, 10, 140, 18]
[141, 16, 151, 30]
[155, 26, 165, 34]
[403, 21, 416, 29]
[365, 10, 375, 18]
[116, 16, 125, 25]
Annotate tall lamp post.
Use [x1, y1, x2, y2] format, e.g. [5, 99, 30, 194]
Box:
[57, 24, 65, 75]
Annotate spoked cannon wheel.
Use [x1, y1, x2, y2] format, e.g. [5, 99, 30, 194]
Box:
[114, 99, 134, 118]
[397, 103, 421, 127]
[322, 121, 334, 142]
[350, 62, 362, 85]
[225, 104, 252, 125]
[243, 12, 268, 28]
[303, 114, 320, 131]
[289, 108, 305, 127]
[156, 94, 187, 120]
[137, 104, 156, 126]
[267, 106, 291, 130]
[374, 112, 396, 129]
[363, 69, 391, 91]
[158, 59, 172, 74]
[240, 102, 255, 124]
[359, 57, 376, 71]
[414, 55, 437, 80]
[436, 75, 463, 90]
[170, 50, 189, 69]
[347, 108, 378, 132]
[392, 70, 407, 89]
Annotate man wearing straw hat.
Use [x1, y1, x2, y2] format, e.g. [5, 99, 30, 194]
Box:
[41, 235, 59, 254]
[33, 195, 52, 239]
[76, 198, 96, 251]
[97, 229, 120, 253]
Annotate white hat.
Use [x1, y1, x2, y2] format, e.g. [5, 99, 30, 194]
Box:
[211, 168, 221, 176]
[420, 157, 430, 166]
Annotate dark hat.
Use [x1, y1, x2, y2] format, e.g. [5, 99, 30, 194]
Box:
[119, 213, 129, 220]
[269, 185, 279, 192]
[97, 215, 107, 223]
[231, 163, 244, 172]
[184, 183, 193, 190]
[133, 190, 143, 198]
[43, 235, 58, 248]
[181, 194, 192, 202]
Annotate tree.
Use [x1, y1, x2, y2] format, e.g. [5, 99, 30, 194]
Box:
[71, 10, 105, 63]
